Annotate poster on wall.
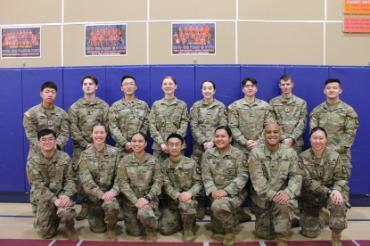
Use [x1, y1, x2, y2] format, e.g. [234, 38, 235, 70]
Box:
[344, 0, 370, 14]
[344, 16, 370, 32]
[172, 22, 216, 55]
[1, 26, 41, 58]
[85, 24, 127, 56]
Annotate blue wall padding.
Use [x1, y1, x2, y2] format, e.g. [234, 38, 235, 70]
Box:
[0, 65, 368, 196]
[0, 69, 25, 192]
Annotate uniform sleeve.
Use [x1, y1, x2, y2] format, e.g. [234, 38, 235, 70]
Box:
[78, 154, 105, 199]
[108, 105, 128, 147]
[61, 155, 77, 198]
[102, 104, 110, 134]
[149, 104, 165, 145]
[23, 109, 39, 149]
[68, 106, 89, 148]
[141, 103, 150, 136]
[147, 160, 163, 200]
[309, 107, 319, 131]
[228, 105, 248, 146]
[190, 105, 207, 145]
[176, 103, 189, 137]
[187, 161, 202, 197]
[163, 167, 180, 201]
[290, 101, 307, 141]
[108, 152, 120, 195]
[116, 160, 139, 205]
[332, 156, 351, 193]
[248, 151, 277, 201]
[56, 112, 70, 149]
[300, 157, 329, 196]
[338, 108, 359, 153]
[283, 152, 303, 199]
[224, 153, 249, 196]
[218, 104, 228, 127]
[201, 153, 218, 196]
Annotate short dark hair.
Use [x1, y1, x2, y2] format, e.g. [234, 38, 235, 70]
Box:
[130, 132, 148, 142]
[279, 74, 293, 82]
[215, 125, 232, 138]
[163, 75, 177, 85]
[166, 133, 184, 144]
[325, 78, 341, 86]
[121, 75, 137, 86]
[41, 81, 57, 92]
[201, 80, 216, 90]
[81, 75, 98, 85]
[242, 77, 257, 87]
[310, 126, 327, 138]
[37, 129, 56, 140]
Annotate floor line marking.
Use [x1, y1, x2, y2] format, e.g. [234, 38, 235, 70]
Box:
[259, 240, 266, 246]
[48, 240, 56, 246]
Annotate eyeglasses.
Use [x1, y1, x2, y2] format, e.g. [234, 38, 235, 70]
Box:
[168, 143, 182, 148]
[40, 137, 56, 143]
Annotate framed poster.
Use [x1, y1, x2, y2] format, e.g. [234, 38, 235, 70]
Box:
[85, 24, 127, 56]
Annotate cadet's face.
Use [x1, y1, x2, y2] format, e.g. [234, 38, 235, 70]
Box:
[167, 137, 182, 157]
[279, 79, 293, 95]
[40, 88, 57, 104]
[39, 134, 56, 152]
[82, 78, 98, 95]
[121, 78, 137, 96]
[202, 81, 215, 100]
[310, 130, 327, 152]
[214, 129, 232, 151]
[242, 81, 257, 97]
[264, 124, 281, 148]
[324, 82, 342, 100]
[131, 134, 147, 153]
[91, 125, 107, 145]
[162, 78, 177, 95]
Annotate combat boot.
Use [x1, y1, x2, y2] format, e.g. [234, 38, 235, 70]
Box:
[276, 233, 288, 246]
[64, 220, 79, 240]
[320, 208, 330, 227]
[331, 230, 342, 246]
[76, 203, 88, 220]
[106, 224, 117, 241]
[145, 229, 157, 242]
[223, 228, 235, 246]
[237, 207, 252, 223]
[182, 218, 195, 242]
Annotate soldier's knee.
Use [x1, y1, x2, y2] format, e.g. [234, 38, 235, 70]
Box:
[211, 199, 231, 214]
[102, 200, 120, 213]
[57, 207, 76, 222]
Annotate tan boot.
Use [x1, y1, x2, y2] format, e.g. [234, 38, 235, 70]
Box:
[223, 228, 235, 246]
[276, 233, 288, 246]
[145, 229, 157, 242]
[320, 208, 330, 227]
[64, 221, 79, 240]
[106, 224, 117, 241]
[182, 215, 196, 242]
[331, 230, 342, 246]
[76, 204, 88, 221]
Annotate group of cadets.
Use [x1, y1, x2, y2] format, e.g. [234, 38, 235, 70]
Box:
[23, 74, 359, 246]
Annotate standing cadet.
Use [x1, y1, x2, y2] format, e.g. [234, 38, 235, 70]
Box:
[270, 75, 307, 153]
[149, 76, 188, 162]
[190, 80, 227, 219]
[79, 124, 120, 240]
[23, 81, 69, 152]
[159, 133, 202, 241]
[109, 75, 150, 157]
[27, 129, 77, 239]
[68, 75, 109, 220]
[300, 127, 350, 246]
[248, 123, 302, 246]
[310, 78, 359, 170]
[228, 77, 275, 156]
[115, 132, 163, 241]
[202, 126, 248, 246]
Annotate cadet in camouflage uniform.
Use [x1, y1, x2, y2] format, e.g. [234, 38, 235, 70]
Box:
[27, 129, 77, 239]
[270, 75, 307, 153]
[310, 78, 359, 170]
[228, 77, 275, 156]
[79, 124, 120, 240]
[115, 132, 163, 241]
[109, 75, 150, 157]
[68, 75, 109, 220]
[190, 80, 227, 219]
[248, 123, 302, 246]
[149, 76, 188, 162]
[299, 127, 350, 246]
[23, 81, 69, 153]
[202, 126, 248, 246]
[159, 133, 202, 241]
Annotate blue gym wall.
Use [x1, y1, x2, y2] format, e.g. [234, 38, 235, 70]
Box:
[0, 65, 369, 201]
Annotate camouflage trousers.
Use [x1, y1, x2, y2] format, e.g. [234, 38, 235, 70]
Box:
[253, 202, 293, 240]
[122, 198, 159, 236]
[86, 197, 120, 233]
[33, 201, 76, 239]
[210, 197, 241, 233]
[301, 197, 348, 238]
[158, 198, 197, 235]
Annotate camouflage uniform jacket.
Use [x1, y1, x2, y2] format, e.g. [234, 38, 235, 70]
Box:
[149, 98, 188, 150]
[68, 97, 109, 149]
[27, 150, 76, 204]
[109, 97, 150, 148]
[190, 99, 227, 145]
[269, 95, 307, 147]
[23, 104, 70, 150]
[228, 98, 275, 149]
[201, 146, 248, 198]
[310, 100, 359, 156]
[162, 156, 202, 201]
[116, 153, 163, 204]
[248, 144, 302, 209]
[300, 148, 350, 199]
[79, 144, 119, 199]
